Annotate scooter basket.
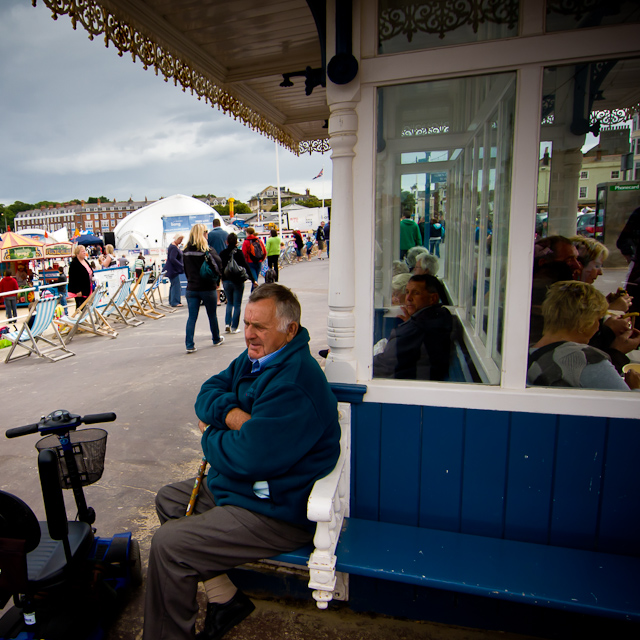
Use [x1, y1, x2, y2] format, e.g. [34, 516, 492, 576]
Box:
[36, 428, 108, 488]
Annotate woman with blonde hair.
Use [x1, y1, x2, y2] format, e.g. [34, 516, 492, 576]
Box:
[101, 244, 116, 268]
[527, 281, 638, 390]
[68, 244, 94, 309]
[182, 223, 224, 353]
[570, 236, 608, 285]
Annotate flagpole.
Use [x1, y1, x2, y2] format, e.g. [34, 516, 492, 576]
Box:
[321, 164, 325, 209]
[275, 141, 282, 232]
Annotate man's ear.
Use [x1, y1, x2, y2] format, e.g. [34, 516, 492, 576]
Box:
[286, 322, 299, 342]
[428, 292, 440, 306]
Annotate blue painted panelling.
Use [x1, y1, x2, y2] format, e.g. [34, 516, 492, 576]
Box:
[350, 402, 640, 557]
[461, 409, 510, 537]
[598, 418, 640, 556]
[419, 406, 465, 531]
[504, 412, 557, 544]
[351, 402, 382, 521]
[550, 416, 606, 550]
[379, 404, 422, 525]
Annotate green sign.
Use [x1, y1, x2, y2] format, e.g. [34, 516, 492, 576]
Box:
[610, 184, 640, 192]
[1, 246, 43, 261]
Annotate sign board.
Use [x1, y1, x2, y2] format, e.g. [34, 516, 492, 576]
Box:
[93, 266, 129, 308]
[286, 207, 329, 232]
[1, 246, 44, 261]
[610, 183, 640, 192]
[44, 242, 73, 257]
[162, 214, 213, 233]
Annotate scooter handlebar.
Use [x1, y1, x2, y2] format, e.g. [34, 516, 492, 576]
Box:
[6, 423, 40, 438]
[82, 412, 117, 425]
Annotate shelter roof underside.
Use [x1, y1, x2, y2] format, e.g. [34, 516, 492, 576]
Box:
[39, 0, 329, 153]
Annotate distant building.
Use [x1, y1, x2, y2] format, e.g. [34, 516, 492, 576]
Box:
[13, 197, 152, 236]
[249, 186, 313, 213]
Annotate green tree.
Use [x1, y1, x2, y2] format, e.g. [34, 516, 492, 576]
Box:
[213, 201, 251, 216]
[87, 196, 111, 204]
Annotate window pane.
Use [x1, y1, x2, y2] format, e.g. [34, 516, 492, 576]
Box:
[529, 56, 640, 392]
[545, 0, 640, 32]
[378, 0, 519, 54]
[374, 72, 516, 384]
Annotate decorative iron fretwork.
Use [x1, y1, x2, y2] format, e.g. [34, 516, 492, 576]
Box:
[379, 0, 518, 43]
[592, 107, 639, 128]
[33, 0, 300, 153]
[299, 139, 331, 155]
[401, 121, 450, 136]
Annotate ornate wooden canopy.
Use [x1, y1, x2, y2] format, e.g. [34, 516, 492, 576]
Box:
[34, 0, 331, 154]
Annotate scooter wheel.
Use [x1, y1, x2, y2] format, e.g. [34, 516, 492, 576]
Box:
[129, 539, 143, 587]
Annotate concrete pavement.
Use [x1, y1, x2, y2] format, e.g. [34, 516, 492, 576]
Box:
[1, 258, 539, 640]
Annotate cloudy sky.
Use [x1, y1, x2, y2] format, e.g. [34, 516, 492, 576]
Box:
[0, 0, 331, 207]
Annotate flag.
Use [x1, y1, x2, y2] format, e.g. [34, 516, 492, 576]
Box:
[313, 168, 323, 180]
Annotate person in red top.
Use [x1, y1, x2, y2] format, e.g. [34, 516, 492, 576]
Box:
[0, 272, 20, 321]
[241, 227, 266, 291]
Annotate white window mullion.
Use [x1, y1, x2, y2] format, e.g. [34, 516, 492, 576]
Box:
[500, 65, 543, 390]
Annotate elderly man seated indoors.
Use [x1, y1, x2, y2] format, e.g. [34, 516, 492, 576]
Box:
[373, 274, 452, 381]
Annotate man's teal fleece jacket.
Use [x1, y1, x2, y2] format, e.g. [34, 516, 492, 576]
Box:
[195, 327, 340, 528]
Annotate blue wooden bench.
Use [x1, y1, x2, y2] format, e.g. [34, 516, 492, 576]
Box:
[272, 386, 640, 624]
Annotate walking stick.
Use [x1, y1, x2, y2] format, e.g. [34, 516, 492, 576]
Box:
[185, 456, 208, 516]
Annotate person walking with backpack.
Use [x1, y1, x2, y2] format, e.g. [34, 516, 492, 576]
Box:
[220, 233, 256, 334]
[182, 224, 224, 353]
[241, 227, 266, 291]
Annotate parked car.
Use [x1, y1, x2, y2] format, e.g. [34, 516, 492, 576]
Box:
[576, 211, 604, 240]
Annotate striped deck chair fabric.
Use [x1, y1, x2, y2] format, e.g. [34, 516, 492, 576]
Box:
[4, 295, 75, 363]
[101, 279, 143, 327]
[128, 272, 164, 320]
[146, 271, 175, 313]
[57, 285, 118, 341]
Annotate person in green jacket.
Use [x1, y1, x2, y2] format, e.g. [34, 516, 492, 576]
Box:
[265, 228, 281, 282]
[143, 284, 340, 640]
[400, 210, 423, 259]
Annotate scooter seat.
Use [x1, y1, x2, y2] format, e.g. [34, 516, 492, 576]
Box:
[27, 521, 93, 586]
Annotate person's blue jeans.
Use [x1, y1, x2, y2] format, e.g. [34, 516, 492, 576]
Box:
[429, 238, 441, 257]
[185, 290, 220, 349]
[223, 279, 245, 330]
[168, 274, 182, 306]
[247, 263, 260, 291]
[4, 296, 17, 319]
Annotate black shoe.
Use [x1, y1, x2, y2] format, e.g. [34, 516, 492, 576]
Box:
[196, 590, 255, 640]
[318, 349, 329, 359]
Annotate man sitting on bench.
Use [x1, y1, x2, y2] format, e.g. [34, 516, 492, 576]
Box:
[374, 274, 452, 380]
[143, 284, 341, 640]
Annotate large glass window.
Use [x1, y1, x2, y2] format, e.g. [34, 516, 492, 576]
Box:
[545, 0, 640, 32]
[530, 57, 640, 392]
[378, 0, 518, 54]
[374, 72, 516, 385]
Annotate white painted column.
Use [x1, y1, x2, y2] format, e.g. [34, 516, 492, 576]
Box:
[324, 99, 358, 384]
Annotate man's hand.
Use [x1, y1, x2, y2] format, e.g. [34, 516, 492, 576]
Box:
[625, 368, 640, 390]
[225, 408, 251, 431]
[611, 328, 640, 355]
[605, 315, 634, 336]
[198, 420, 209, 434]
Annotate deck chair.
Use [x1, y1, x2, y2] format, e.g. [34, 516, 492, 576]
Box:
[127, 272, 164, 320]
[4, 295, 75, 363]
[147, 271, 176, 313]
[57, 286, 118, 342]
[101, 278, 144, 327]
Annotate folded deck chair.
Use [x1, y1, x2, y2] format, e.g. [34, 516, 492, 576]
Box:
[147, 271, 176, 313]
[57, 285, 118, 341]
[4, 295, 75, 363]
[101, 278, 144, 327]
[127, 272, 164, 320]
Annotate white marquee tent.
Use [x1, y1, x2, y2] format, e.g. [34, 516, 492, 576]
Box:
[113, 194, 229, 251]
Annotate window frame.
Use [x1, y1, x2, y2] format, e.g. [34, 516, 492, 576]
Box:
[350, 2, 639, 419]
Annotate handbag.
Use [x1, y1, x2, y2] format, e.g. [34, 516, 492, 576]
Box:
[199, 250, 221, 285]
[223, 249, 248, 282]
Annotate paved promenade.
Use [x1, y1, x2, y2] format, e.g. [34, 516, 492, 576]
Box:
[1, 258, 538, 640]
